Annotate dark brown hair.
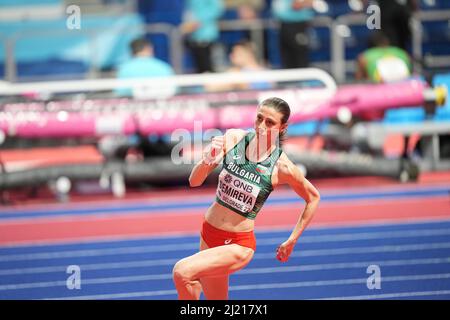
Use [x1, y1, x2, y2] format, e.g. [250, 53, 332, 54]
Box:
[130, 37, 152, 56]
[258, 97, 290, 143]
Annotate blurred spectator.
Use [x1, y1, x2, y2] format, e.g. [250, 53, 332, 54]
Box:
[225, 0, 265, 19]
[368, 0, 418, 52]
[355, 31, 414, 157]
[272, 0, 315, 69]
[356, 31, 412, 83]
[224, 0, 269, 65]
[115, 37, 175, 98]
[355, 31, 412, 121]
[206, 39, 271, 91]
[181, 0, 225, 73]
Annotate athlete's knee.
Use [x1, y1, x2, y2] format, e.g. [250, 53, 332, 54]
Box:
[232, 246, 254, 263]
[172, 259, 195, 285]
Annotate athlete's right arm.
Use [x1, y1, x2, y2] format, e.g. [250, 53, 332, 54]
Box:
[188, 129, 245, 187]
[188, 136, 224, 187]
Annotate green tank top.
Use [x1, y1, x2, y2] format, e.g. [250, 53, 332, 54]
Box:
[215, 131, 282, 220]
[363, 46, 411, 82]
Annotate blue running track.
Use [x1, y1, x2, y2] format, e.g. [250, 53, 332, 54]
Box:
[0, 219, 450, 300]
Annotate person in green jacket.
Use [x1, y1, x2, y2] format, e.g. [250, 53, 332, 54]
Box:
[356, 31, 412, 83]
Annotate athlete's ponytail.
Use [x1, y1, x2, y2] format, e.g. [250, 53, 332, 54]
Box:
[258, 97, 290, 145]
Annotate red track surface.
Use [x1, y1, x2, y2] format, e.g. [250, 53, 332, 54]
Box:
[1, 174, 449, 246]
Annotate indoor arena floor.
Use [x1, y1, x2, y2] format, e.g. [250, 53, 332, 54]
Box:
[0, 173, 449, 300]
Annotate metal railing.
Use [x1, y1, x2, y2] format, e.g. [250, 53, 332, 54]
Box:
[1, 22, 178, 82]
[332, 13, 367, 83]
[62, 0, 137, 15]
[411, 10, 450, 74]
[0, 67, 337, 95]
[1, 10, 449, 82]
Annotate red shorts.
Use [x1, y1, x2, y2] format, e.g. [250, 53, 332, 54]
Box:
[200, 220, 256, 251]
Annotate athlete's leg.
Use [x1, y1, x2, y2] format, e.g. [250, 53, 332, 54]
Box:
[169, 238, 206, 300]
[172, 238, 254, 300]
[198, 237, 230, 300]
[175, 236, 210, 299]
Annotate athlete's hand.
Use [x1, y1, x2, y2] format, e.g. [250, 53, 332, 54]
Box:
[276, 239, 296, 263]
[203, 135, 224, 165]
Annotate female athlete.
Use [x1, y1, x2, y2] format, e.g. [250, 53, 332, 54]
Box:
[172, 97, 320, 300]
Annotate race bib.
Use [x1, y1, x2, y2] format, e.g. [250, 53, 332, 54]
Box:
[216, 169, 261, 213]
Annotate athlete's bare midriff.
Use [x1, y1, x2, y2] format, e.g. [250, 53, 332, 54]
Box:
[204, 201, 255, 233]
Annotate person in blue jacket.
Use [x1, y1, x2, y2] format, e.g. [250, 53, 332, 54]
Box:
[181, 0, 225, 73]
[272, 0, 315, 69]
[116, 37, 175, 98]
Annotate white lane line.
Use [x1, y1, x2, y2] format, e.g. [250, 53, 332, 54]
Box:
[2, 227, 450, 262]
[239, 257, 450, 275]
[0, 242, 198, 262]
[0, 258, 179, 276]
[45, 289, 178, 300]
[2, 257, 450, 291]
[257, 242, 450, 259]
[1, 241, 450, 264]
[43, 273, 450, 300]
[318, 290, 450, 300]
[257, 228, 450, 245]
[0, 274, 172, 291]
[229, 273, 450, 291]
[0, 253, 449, 277]
[0, 242, 450, 261]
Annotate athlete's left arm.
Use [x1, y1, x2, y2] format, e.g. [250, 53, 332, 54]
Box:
[276, 155, 320, 263]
